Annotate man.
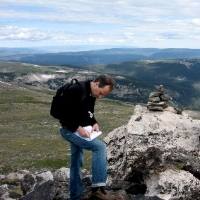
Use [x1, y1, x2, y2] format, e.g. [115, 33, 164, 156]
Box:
[59, 75, 117, 200]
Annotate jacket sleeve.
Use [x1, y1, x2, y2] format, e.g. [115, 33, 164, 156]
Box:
[88, 99, 97, 126]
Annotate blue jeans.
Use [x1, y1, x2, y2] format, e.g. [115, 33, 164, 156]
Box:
[60, 127, 107, 200]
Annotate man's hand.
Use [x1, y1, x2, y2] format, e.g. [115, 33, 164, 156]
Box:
[77, 126, 90, 138]
[92, 123, 100, 132]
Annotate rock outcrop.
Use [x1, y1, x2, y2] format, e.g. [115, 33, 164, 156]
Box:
[1, 105, 200, 200]
[104, 105, 200, 199]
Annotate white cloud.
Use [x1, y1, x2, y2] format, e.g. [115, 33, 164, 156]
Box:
[192, 18, 200, 25]
[152, 37, 167, 42]
[0, 25, 50, 41]
[0, 0, 200, 48]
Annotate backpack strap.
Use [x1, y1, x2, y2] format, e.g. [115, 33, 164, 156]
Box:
[78, 81, 86, 102]
[70, 79, 86, 102]
[55, 79, 78, 97]
[56, 78, 86, 102]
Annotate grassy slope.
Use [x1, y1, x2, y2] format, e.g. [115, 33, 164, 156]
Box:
[0, 82, 134, 174]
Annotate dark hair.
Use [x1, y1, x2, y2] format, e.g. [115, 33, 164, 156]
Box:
[94, 75, 115, 91]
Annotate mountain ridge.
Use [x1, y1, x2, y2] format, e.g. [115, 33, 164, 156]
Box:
[1, 47, 200, 66]
[1, 60, 200, 109]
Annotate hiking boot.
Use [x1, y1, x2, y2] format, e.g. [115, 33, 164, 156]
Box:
[81, 192, 92, 200]
[91, 187, 117, 200]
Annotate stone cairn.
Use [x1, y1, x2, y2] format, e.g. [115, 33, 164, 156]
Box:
[147, 85, 172, 111]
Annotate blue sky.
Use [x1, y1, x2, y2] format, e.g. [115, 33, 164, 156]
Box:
[1, 0, 200, 50]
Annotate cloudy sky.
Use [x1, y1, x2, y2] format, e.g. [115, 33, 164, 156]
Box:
[1, 0, 200, 50]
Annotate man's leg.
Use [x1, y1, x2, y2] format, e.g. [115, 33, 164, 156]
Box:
[60, 128, 83, 200]
[61, 127, 107, 186]
[90, 139, 107, 187]
[70, 142, 83, 200]
[60, 127, 116, 199]
[82, 138, 116, 200]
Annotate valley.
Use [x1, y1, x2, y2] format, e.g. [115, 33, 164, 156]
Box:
[0, 59, 200, 174]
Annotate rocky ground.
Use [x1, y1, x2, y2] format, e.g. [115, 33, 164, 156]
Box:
[1, 105, 200, 200]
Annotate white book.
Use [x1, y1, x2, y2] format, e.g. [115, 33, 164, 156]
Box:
[75, 125, 102, 141]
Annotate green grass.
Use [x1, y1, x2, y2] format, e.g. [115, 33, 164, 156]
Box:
[0, 61, 60, 74]
[0, 83, 134, 174]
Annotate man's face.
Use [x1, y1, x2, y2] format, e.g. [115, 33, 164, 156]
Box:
[91, 82, 111, 98]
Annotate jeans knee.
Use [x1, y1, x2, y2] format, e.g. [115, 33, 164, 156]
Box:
[97, 141, 106, 152]
[102, 142, 106, 149]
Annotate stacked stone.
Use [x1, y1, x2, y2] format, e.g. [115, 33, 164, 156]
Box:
[147, 85, 172, 111]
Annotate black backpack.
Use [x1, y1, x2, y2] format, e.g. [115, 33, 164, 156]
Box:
[50, 79, 86, 119]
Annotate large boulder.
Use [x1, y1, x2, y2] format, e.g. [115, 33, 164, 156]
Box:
[104, 105, 200, 199]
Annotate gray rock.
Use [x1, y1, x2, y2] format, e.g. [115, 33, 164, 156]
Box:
[20, 180, 58, 200]
[53, 167, 70, 182]
[0, 184, 9, 200]
[104, 105, 200, 199]
[147, 85, 172, 111]
[36, 171, 53, 185]
[21, 174, 35, 195]
[1, 105, 200, 200]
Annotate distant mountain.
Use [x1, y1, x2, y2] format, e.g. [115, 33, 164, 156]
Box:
[0, 61, 151, 104]
[0, 60, 200, 110]
[87, 59, 200, 109]
[1, 47, 200, 109]
[0, 47, 47, 55]
[1, 48, 200, 66]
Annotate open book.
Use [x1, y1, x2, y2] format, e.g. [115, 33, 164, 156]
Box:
[75, 126, 102, 141]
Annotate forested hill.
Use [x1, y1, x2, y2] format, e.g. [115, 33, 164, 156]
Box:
[0, 47, 200, 109]
[0, 60, 200, 110]
[1, 48, 200, 66]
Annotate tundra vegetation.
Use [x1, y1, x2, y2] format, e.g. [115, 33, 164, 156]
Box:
[0, 81, 134, 174]
[0, 60, 200, 174]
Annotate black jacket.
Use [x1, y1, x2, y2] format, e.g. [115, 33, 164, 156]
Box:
[59, 80, 97, 132]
